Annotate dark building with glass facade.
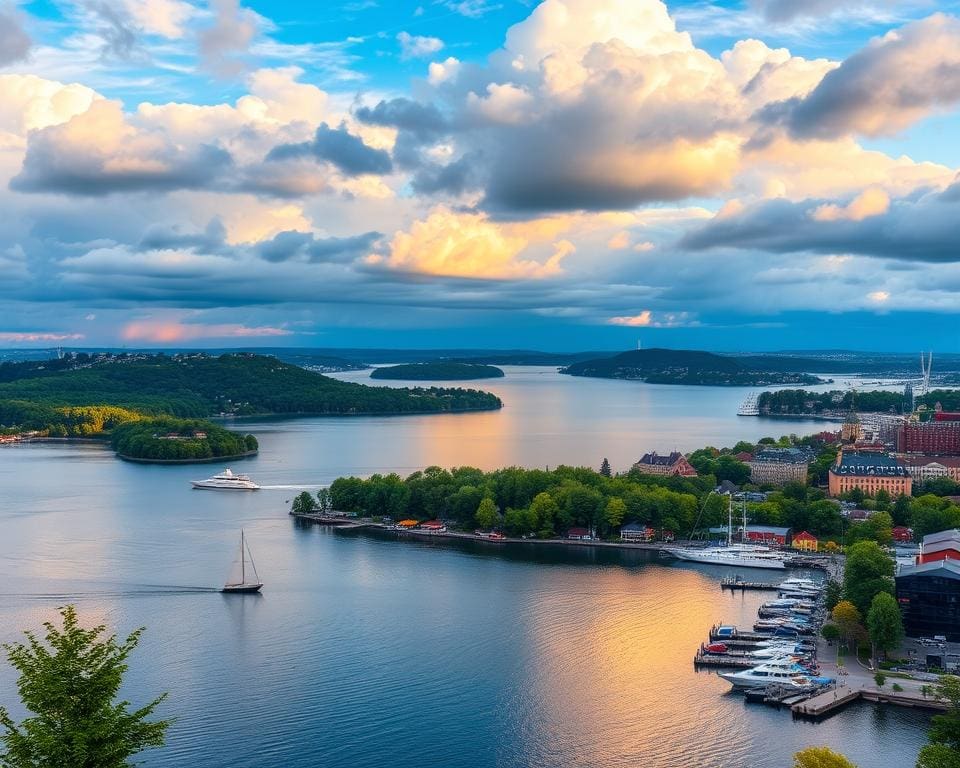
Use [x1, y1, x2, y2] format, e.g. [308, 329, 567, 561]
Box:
[896, 559, 960, 641]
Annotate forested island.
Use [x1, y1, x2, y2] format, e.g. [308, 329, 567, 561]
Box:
[112, 418, 258, 462]
[371, 362, 505, 381]
[757, 388, 960, 417]
[563, 349, 824, 386]
[0, 352, 501, 461]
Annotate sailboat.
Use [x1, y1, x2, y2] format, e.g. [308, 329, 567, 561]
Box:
[222, 530, 263, 593]
[666, 495, 787, 570]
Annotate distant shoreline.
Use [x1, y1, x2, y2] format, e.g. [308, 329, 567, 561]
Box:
[116, 449, 259, 465]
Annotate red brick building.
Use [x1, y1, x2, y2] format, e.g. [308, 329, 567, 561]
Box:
[898, 421, 960, 456]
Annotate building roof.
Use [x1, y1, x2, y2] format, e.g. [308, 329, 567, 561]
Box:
[716, 480, 740, 494]
[750, 447, 811, 465]
[636, 451, 683, 466]
[831, 451, 910, 477]
[923, 529, 960, 547]
[793, 530, 817, 541]
[897, 558, 960, 581]
[567, 527, 590, 536]
[734, 452, 753, 462]
[900, 456, 960, 469]
[621, 522, 647, 532]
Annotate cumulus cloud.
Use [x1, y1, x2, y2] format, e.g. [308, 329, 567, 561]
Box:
[123, 0, 194, 38]
[681, 183, 960, 262]
[10, 100, 233, 195]
[397, 31, 444, 60]
[764, 14, 960, 139]
[267, 123, 392, 175]
[0, 4, 31, 66]
[254, 230, 381, 262]
[373, 206, 573, 279]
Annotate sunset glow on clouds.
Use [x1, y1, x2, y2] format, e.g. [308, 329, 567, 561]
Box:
[2, 0, 960, 349]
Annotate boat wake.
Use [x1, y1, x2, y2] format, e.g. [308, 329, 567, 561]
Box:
[258, 484, 329, 490]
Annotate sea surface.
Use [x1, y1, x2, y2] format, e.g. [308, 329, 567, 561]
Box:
[0, 367, 929, 767]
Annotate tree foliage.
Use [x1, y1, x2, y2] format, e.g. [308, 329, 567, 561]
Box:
[0, 606, 169, 768]
[111, 418, 256, 461]
[867, 592, 904, 658]
[832, 601, 866, 650]
[844, 541, 895, 616]
[793, 746, 857, 768]
[475, 498, 499, 529]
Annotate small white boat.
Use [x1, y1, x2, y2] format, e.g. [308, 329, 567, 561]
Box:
[191, 468, 259, 490]
[222, 530, 263, 594]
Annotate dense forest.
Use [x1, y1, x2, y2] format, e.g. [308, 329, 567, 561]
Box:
[0, 352, 502, 430]
[371, 362, 505, 381]
[563, 349, 823, 386]
[757, 388, 960, 416]
[112, 418, 257, 461]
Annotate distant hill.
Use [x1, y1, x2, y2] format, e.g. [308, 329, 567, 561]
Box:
[563, 349, 824, 386]
[371, 363, 505, 381]
[0, 352, 503, 436]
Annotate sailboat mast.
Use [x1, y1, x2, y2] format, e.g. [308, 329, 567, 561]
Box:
[241, 530, 245, 584]
[742, 496, 748, 546]
[727, 495, 732, 547]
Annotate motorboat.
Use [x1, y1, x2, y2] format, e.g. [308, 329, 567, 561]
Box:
[719, 659, 816, 689]
[192, 468, 259, 490]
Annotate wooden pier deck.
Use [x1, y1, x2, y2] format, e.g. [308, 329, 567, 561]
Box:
[792, 686, 860, 718]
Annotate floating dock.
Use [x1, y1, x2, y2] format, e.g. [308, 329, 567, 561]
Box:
[792, 686, 861, 719]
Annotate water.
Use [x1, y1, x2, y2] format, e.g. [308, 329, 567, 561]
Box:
[0, 368, 930, 767]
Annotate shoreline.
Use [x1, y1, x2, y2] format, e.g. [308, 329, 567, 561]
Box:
[116, 449, 259, 465]
[219, 403, 503, 422]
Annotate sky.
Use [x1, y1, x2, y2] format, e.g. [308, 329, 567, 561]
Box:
[2, 0, 960, 352]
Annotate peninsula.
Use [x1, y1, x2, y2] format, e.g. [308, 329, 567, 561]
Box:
[371, 362, 505, 381]
[562, 349, 824, 386]
[0, 352, 502, 460]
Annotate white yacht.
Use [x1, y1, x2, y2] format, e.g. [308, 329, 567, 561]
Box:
[191, 468, 260, 491]
[718, 658, 815, 689]
[667, 496, 787, 570]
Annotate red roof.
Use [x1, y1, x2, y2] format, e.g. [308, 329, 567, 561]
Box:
[735, 452, 753, 462]
[567, 527, 590, 536]
[793, 530, 817, 541]
[421, 520, 444, 528]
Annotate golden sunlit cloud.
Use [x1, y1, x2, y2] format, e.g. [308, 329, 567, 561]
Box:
[813, 186, 891, 222]
[608, 311, 652, 327]
[867, 290, 890, 303]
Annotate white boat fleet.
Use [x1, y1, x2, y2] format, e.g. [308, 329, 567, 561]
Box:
[699, 577, 833, 698]
[191, 468, 260, 490]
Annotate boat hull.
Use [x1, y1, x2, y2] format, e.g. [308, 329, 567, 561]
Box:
[669, 549, 786, 570]
[221, 583, 263, 593]
[191, 482, 260, 490]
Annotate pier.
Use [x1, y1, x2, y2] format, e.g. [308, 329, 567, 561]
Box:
[720, 577, 780, 591]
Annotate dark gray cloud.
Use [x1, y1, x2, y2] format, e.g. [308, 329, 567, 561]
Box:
[0, 4, 31, 65]
[267, 123, 392, 176]
[355, 98, 448, 143]
[757, 14, 960, 140]
[11, 138, 233, 196]
[681, 188, 960, 262]
[254, 230, 381, 263]
[411, 155, 476, 196]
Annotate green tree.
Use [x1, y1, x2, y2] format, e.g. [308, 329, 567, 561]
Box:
[475, 497, 499, 530]
[874, 671, 887, 689]
[793, 746, 857, 768]
[867, 592, 905, 660]
[292, 491, 317, 515]
[605, 497, 627, 530]
[844, 540, 895, 616]
[529, 492, 559, 537]
[0, 605, 169, 768]
[316, 487, 331, 512]
[832, 600, 866, 652]
[822, 623, 840, 644]
[917, 744, 960, 768]
[928, 676, 960, 753]
[824, 579, 843, 611]
[599, 458, 611, 478]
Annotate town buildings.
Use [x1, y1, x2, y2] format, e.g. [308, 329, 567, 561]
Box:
[792, 531, 818, 552]
[620, 522, 655, 542]
[897, 530, 960, 640]
[747, 447, 811, 485]
[827, 450, 912, 497]
[632, 451, 698, 477]
[897, 415, 960, 456]
[900, 456, 960, 483]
